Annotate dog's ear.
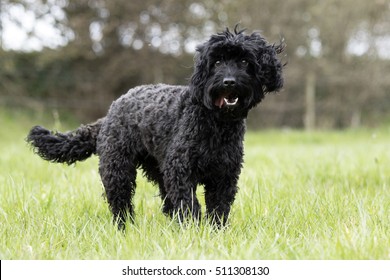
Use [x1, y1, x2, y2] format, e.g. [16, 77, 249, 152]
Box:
[189, 43, 211, 106]
[190, 44, 209, 90]
[255, 37, 285, 93]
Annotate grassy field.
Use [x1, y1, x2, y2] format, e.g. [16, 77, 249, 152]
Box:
[0, 108, 389, 259]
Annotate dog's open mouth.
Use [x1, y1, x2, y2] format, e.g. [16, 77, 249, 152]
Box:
[214, 92, 239, 108]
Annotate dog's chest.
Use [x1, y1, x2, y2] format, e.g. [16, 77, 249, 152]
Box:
[196, 129, 244, 175]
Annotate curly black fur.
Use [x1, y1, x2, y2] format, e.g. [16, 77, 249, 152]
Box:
[27, 119, 103, 164]
[27, 27, 284, 229]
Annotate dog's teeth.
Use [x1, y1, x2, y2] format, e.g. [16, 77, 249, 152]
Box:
[224, 97, 238, 106]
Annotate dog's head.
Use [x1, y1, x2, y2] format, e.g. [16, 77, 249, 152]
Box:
[190, 27, 285, 120]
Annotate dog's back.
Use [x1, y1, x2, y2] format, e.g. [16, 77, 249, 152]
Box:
[97, 84, 189, 160]
[27, 84, 187, 166]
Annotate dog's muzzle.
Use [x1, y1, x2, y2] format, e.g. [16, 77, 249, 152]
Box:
[214, 92, 239, 108]
[214, 77, 239, 108]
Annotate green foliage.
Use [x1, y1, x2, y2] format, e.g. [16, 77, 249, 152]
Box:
[1, 0, 390, 127]
[0, 109, 389, 259]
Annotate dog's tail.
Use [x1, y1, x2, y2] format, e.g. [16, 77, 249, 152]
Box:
[26, 118, 104, 165]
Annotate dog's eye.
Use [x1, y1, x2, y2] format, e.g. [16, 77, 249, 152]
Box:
[215, 60, 222, 67]
[240, 59, 248, 67]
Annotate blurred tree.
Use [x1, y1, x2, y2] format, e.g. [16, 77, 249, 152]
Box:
[228, 0, 390, 128]
[0, 0, 389, 127]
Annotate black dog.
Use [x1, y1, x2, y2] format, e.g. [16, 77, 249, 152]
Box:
[27, 27, 284, 229]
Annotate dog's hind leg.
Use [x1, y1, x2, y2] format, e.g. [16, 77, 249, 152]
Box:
[99, 152, 137, 230]
[97, 133, 138, 230]
[99, 153, 137, 229]
[159, 184, 175, 217]
[140, 157, 174, 216]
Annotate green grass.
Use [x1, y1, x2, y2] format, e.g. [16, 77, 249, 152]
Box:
[0, 108, 389, 259]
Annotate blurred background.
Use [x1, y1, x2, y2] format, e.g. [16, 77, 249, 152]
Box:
[0, 0, 389, 129]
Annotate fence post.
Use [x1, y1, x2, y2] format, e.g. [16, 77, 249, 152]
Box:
[304, 71, 316, 130]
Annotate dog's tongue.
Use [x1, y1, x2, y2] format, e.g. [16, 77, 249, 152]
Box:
[215, 97, 225, 108]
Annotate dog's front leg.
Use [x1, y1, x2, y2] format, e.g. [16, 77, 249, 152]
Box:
[163, 155, 201, 223]
[204, 176, 238, 227]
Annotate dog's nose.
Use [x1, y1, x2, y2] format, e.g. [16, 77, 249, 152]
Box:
[223, 77, 236, 87]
